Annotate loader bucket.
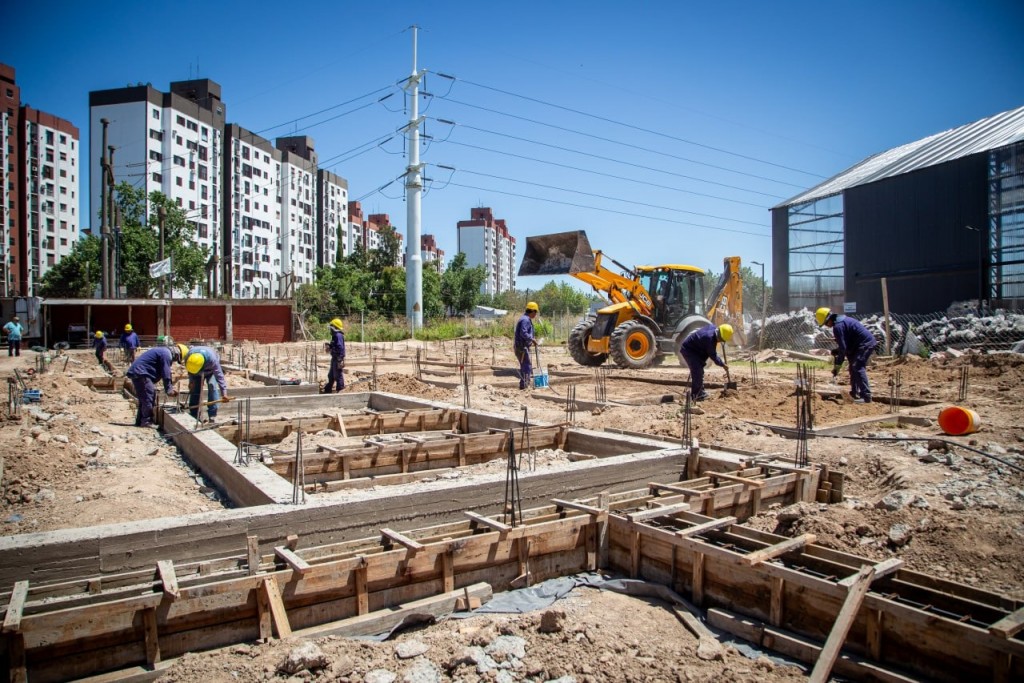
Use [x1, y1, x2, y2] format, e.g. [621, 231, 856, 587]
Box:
[518, 230, 596, 276]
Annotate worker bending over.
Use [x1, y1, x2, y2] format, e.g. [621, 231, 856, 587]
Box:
[322, 318, 346, 393]
[680, 323, 733, 401]
[186, 346, 229, 422]
[121, 324, 140, 363]
[514, 302, 539, 390]
[93, 331, 108, 366]
[126, 344, 185, 428]
[816, 307, 877, 403]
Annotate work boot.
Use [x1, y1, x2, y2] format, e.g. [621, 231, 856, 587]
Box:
[853, 396, 872, 404]
[693, 392, 710, 402]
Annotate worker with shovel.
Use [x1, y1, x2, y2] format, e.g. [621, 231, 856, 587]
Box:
[322, 318, 346, 393]
[514, 302, 540, 390]
[120, 324, 140, 363]
[93, 331, 108, 366]
[816, 307, 877, 403]
[185, 347, 229, 422]
[680, 323, 733, 401]
[126, 344, 186, 428]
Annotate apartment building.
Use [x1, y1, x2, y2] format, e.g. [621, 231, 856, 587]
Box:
[365, 213, 404, 266]
[274, 136, 319, 291]
[89, 80, 226, 272]
[1, 64, 81, 296]
[421, 234, 446, 274]
[456, 207, 516, 295]
[317, 169, 348, 268]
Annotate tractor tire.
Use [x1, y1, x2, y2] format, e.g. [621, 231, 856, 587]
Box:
[568, 315, 608, 367]
[610, 321, 658, 369]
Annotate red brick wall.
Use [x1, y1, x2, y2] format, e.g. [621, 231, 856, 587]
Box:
[233, 305, 291, 343]
[170, 306, 226, 343]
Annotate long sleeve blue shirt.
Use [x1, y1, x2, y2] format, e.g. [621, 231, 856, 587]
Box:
[680, 324, 725, 367]
[93, 336, 107, 352]
[832, 315, 877, 365]
[514, 314, 535, 350]
[187, 346, 228, 394]
[127, 347, 175, 392]
[120, 331, 139, 351]
[329, 328, 346, 359]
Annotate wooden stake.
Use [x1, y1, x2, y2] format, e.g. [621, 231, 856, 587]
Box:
[157, 561, 180, 601]
[744, 534, 816, 566]
[355, 561, 369, 615]
[692, 551, 705, 607]
[809, 565, 876, 683]
[142, 607, 161, 666]
[2, 580, 28, 633]
[246, 535, 260, 576]
[258, 576, 292, 638]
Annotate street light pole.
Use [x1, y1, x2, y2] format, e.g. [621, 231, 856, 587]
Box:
[965, 225, 983, 315]
[750, 260, 767, 351]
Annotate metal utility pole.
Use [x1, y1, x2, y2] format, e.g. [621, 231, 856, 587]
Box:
[158, 206, 167, 299]
[403, 25, 425, 330]
[99, 119, 111, 298]
[108, 145, 118, 299]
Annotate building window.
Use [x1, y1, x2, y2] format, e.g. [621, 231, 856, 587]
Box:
[176, 176, 182, 187]
[787, 193, 845, 311]
[152, 172, 162, 182]
[176, 115, 185, 126]
[59, 134, 66, 145]
[149, 150, 162, 162]
[197, 224, 208, 239]
[152, 109, 160, 120]
[173, 155, 185, 167]
[198, 165, 207, 180]
[45, 131, 54, 145]
[988, 142, 1024, 303]
[149, 129, 163, 142]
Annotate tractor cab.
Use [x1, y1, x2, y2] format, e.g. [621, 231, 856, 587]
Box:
[637, 265, 706, 329]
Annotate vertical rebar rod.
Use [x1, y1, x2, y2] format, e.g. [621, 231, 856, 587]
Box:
[503, 428, 522, 527]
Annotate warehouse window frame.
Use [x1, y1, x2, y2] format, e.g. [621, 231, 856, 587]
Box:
[787, 192, 845, 311]
[989, 141, 1024, 308]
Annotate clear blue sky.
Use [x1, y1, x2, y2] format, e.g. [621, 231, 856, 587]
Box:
[4, 0, 1023, 286]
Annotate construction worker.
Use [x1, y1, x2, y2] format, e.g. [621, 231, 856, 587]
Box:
[816, 307, 877, 403]
[185, 346, 229, 422]
[3, 315, 23, 357]
[126, 344, 186, 428]
[322, 318, 346, 393]
[121, 324, 140, 363]
[93, 331, 108, 366]
[680, 323, 732, 401]
[514, 302, 540, 390]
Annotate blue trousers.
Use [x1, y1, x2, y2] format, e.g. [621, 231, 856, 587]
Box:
[189, 375, 221, 419]
[7, 340, 20, 356]
[323, 355, 345, 393]
[682, 350, 708, 398]
[848, 346, 875, 399]
[515, 347, 532, 389]
[130, 375, 157, 427]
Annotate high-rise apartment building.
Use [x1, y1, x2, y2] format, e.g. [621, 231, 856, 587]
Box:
[1, 63, 80, 296]
[456, 207, 516, 295]
[275, 136, 318, 290]
[421, 234, 446, 274]
[317, 169, 348, 268]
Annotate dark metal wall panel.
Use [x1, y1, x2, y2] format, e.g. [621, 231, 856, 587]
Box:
[770, 207, 790, 310]
[843, 153, 989, 313]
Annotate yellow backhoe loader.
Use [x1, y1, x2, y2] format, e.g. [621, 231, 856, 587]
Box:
[518, 230, 743, 369]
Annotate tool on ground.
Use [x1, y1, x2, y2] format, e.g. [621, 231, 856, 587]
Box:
[185, 395, 236, 411]
[721, 344, 738, 390]
[532, 345, 549, 388]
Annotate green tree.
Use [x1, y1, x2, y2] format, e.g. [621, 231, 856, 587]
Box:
[740, 265, 772, 315]
[441, 253, 487, 315]
[370, 224, 402, 272]
[38, 235, 101, 297]
[422, 265, 444, 318]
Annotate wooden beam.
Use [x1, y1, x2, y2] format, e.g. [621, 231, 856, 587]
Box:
[157, 561, 180, 600]
[2, 580, 28, 633]
[839, 558, 902, 587]
[990, 605, 1024, 639]
[627, 502, 691, 523]
[442, 549, 454, 593]
[552, 498, 606, 516]
[355, 562, 368, 615]
[8, 632, 25, 683]
[246, 536, 260, 576]
[743, 534, 816, 566]
[648, 482, 713, 499]
[676, 516, 736, 538]
[708, 471, 766, 488]
[464, 511, 511, 534]
[809, 565, 876, 683]
[692, 551, 705, 607]
[770, 576, 784, 626]
[258, 576, 292, 638]
[274, 547, 312, 576]
[142, 606, 161, 666]
[381, 528, 424, 554]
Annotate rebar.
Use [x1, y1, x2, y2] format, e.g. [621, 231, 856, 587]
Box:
[594, 367, 608, 403]
[958, 366, 969, 402]
[292, 421, 306, 505]
[502, 428, 522, 527]
[462, 370, 471, 410]
[519, 406, 534, 471]
[749, 360, 758, 387]
[794, 364, 812, 468]
[888, 370, 902, 414]
[682, 390, 692, 446]
[565, 383, 577, 424]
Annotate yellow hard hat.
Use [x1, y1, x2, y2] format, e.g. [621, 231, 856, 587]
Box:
[186, 352, 206, 375]
[94, 331, 104, 339]
[815, 307, 833, 326]
[175, 344, 190, 363]
[124, 324, 133, 332]
[329, 318, 344, 330]
[526, 301, 539, 312]
[718, 324, 734, 343]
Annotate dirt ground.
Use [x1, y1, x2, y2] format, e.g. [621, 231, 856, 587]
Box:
[2, 341, 1023, 681]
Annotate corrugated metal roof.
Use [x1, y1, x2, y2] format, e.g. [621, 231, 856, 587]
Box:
[774, 105, 1024, 209]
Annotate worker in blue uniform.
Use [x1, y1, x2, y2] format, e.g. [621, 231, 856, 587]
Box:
[816, 307, 878, 403]
[680, 323, 733, 401]
[93, 331, 108, 366]
[514, 302, 540, 390]
[185, 346, 229, 422]
[126, 344, 186, 428]
[322, 318, 346, 393]
[120, 324, 140, 363]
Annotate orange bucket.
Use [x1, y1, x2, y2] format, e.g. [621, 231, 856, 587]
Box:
[937, 406, 981, 436]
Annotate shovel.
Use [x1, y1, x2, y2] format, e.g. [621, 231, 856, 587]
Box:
[186, 395, 235, 411]
[721, 345, 738, 390]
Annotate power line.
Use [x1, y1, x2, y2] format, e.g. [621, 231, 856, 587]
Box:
[441, 180, 770, 238]
[438, 75, 827, 179]
[253, 88, 396, 136]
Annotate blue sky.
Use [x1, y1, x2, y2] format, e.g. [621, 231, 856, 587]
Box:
[4, 0, 1023, 286]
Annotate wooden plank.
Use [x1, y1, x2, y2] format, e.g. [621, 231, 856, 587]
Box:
[866, 607, 883, 660]
[630, 530, 641, 578]
[381, 528, 424, 554]
[990, 605, 1024, 639]
[336, 412, 348, 438]
[808, 565, 877, 683]
[552, 498, 605, 516]
[142, 607, 160, 666]
[274, 546, 312, 575]
[255, 577, 272, 640]
[442, 549, 454, 593]
[676, 516, 736, 538]
[246, 536, 260, 576]
[692, 551, 705, 607]
[8, 632, 25, 683]
[157, 561, 180, 600]
[770, 576, 784, 627]
[627, 502, 691, 523]
[648, 482, 713, 499]
[708, 471, 766, 488]
[2, 580, 28, 633]
[597, 491, 610, 570]
[839, 557, 902, 587]
[259, 576, 292, 638]
[464, 511, 511, 534]
[743, 534, 816, 566]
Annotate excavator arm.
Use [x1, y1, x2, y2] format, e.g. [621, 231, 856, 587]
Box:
[705, 256, 744, 345]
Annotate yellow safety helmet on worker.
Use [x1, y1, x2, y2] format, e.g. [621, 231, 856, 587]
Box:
[94, 331, 104, 339]
[186, 352, 207, 375]
[329, 318, 344, 331]
[717, 324, 734, 343]
[815, 307, 834, 326]
[525, 301, 539, 313]
[175, 343, 190, 364]
[124, 324, 133, 332]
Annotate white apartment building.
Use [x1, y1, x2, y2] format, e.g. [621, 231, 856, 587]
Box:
[456, 207, 516, 295]
[2, 64, 80, 295]
[276, 136, 317, 290]
[421, 234, 446, 274]
[317, 169, 348, 267]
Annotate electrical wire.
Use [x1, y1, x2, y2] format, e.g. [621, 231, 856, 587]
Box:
[253, 87, 395, 135]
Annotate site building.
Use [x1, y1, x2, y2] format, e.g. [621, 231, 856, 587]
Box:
[421, 233, 446, 273]
[1, 63, 80, 296]
[317, 168, 348, 269]
[772, 105, 1024, 314]
[456, 207, 517, 295]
